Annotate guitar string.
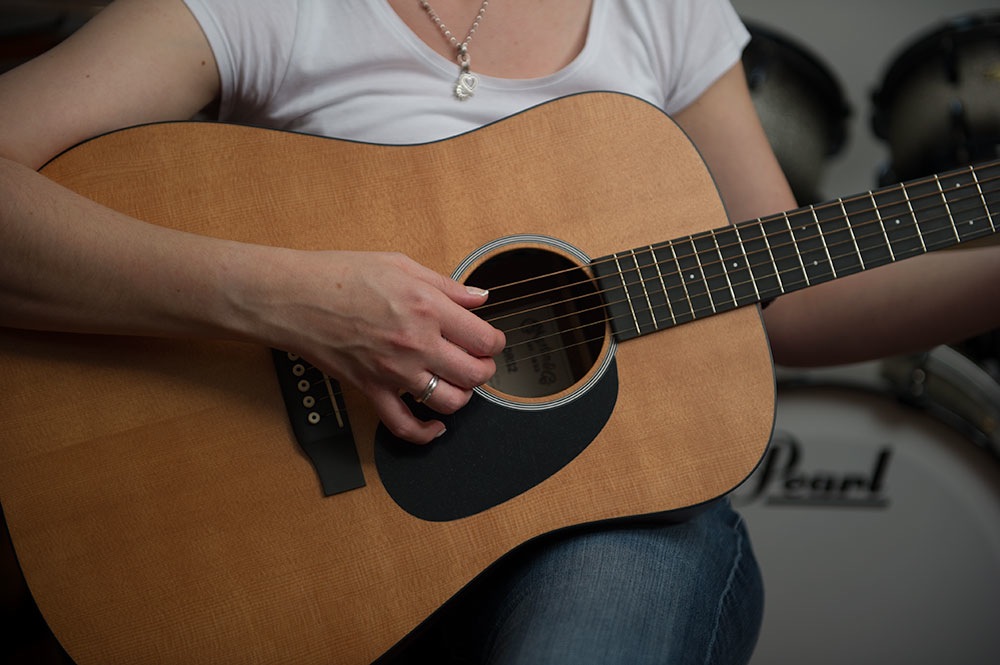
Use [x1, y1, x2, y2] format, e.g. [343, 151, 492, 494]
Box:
[492, 202, 998, 350]
[473, 166, 1000, 321]
[480, 177, 1000, 339]
[294, 172, 999, 413]
[490, 163, 1000, 304]
[298, 179, 990, 420]
[305, 176, 999, 407]
[300, 198, 999, 418]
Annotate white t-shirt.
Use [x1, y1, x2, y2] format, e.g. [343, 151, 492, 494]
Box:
[183, 0, 749, 144]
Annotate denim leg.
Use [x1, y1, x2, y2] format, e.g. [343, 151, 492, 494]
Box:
[393, 499, 763, 665]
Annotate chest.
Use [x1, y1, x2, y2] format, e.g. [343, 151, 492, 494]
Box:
[387, 0, 593, 79]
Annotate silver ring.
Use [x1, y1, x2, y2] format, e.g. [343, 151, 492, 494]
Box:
[415, 374, 439, 404]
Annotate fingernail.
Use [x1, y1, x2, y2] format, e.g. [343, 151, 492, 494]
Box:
[435, 426, 447, 439]
[466, 286, 488, 297]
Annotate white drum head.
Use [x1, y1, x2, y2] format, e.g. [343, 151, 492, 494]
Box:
[737, 356, 1000, 665]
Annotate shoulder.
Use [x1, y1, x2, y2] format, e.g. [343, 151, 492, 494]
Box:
[601, 0, 749, 114]
[0, 0, 219, 168]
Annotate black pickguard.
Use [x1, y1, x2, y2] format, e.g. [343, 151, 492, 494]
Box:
[374, 360, 619, 522]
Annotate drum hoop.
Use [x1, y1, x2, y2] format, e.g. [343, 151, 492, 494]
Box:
[777, 346, 1000, 459]
[872, 11, 1000, 140]
[742, 19, 851, 157]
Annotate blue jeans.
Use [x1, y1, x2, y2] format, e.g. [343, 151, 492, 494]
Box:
[389, 499, 764, 664]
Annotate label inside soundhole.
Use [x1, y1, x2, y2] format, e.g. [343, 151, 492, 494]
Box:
[465, 246, 606, 400]
[489, 297, 574, 397]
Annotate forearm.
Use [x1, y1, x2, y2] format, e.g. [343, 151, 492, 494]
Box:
[764, 245, 1000, 366]
[0, 156, 268, 341]
[0, 157, 505, 443]
[673, 65, 999, 368]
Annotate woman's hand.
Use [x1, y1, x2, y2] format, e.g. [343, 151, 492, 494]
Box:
[243, 249, 506, 444]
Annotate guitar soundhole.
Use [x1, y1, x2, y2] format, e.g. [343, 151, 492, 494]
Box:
[466, 248, 607, 400]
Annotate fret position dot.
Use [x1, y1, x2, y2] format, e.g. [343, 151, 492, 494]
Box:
[689, 274, 696, 280]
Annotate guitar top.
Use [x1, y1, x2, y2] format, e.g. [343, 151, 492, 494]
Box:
[1, 92, 790, 663]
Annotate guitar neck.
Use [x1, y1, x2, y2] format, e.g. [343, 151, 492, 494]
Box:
[595, 160, 1000, 341]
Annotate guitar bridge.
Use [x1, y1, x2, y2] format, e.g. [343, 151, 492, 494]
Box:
[271, 349, 365, 496]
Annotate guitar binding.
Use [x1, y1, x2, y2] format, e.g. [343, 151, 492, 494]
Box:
[454, 234, 617, 411]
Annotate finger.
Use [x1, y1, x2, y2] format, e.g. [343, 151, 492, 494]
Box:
[416, 266, 490, 309]
[423, 383, 474, 414]
[435, 301, 506, 360]
[411, 372, 441, 404]
[372, 391, 446, 445]
[428, 337, 497, 390]
[409, 370, 475, 414]
[411, 268, 506, 357]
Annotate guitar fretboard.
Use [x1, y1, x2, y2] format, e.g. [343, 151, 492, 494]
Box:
[594, 160, 1000, 341]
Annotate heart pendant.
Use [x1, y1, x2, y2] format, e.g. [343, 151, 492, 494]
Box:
[454, 72, 478, 100]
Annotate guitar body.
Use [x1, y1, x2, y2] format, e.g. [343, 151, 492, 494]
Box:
[0, 93, 774, 664]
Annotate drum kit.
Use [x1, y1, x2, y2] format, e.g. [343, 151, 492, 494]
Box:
[0, 3, 998, 663]
[741, 12, 1000, 665]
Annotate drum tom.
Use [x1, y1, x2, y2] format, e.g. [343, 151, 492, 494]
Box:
[742, 21, 851, 204]
[872, 12, 1000, 184]
[736, 347, 1000, 665]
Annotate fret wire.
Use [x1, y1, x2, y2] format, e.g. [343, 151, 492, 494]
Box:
[632, 248, 658, 332]
[711, 229, 740, 306]
[811, 204, 838, 279]
[671, 241, 697, 319]
[734, 225, 763, 302]
[771, 216, 803, 288]
[908, 181, 936, 254]
[529, 173, 999, 314]
[760, 217, 787, 294]
[612, 208, 996, 332]
[496, 190, 985, 351]
[738, 179, 992, 290]
[613, 252, 642, 337]
[900, 182, 929, 253]
[691, 237, 716, 314]
[871, 191, 896, 262]
[837, 197, 866, 270]
[632, 209, 995, 329]
[934, 174, 961, 243]
[661, 240, 694, 323]
[598, 192, 995, 329]
[488, 175, 1000, 351]
[900, 179, 928, 253]
[687, 172, 991, 293]
[580, 201, 998, 344]
[784, 212, 811, 287]
[544, 170, 1000, 348]
[751, 174, 995, 283]
[476, 173, 1000, 329]
[971, 167, 996, 231]
[649, 244, 678, 326]
[640, 214, 991, 326]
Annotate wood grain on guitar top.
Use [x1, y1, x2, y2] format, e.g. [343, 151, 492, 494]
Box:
[0, 93, 775, 664]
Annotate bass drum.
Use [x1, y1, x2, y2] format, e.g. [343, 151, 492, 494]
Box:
[741, 21, 851, 205]
[872, 12, 1000, 185]
[735, 346, 1000, 665]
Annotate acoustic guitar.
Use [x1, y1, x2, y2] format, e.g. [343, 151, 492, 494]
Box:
[1, 92, 996, 664]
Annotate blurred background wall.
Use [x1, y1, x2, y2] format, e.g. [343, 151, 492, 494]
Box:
[734, 0, 999, 199]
